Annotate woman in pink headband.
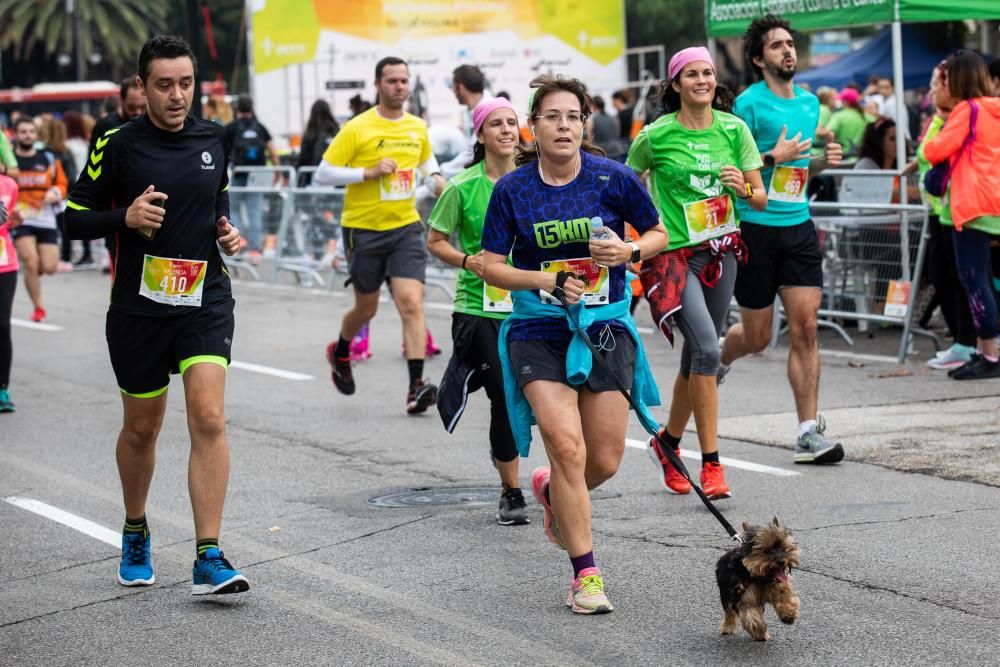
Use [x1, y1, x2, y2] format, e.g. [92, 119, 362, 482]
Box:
[427, 96, 529, 526]
[627, 46, 766, 501]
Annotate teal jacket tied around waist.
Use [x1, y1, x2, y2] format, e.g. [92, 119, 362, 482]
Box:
[497, 289, 662, 456]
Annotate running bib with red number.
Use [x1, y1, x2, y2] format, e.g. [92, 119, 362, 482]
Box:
[767, 165, 809, 203]
[539, 257, 609, 306]
[139, 254, 208, 306]
[380, 169, 415, 201]
[683, 194, 737, 244]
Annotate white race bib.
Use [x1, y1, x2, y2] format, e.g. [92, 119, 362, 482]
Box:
[379, 169, 415, 201]
[139, 254, 208, 306]
[483, 282, 513, 313]
[767, 165, 809, 203]
[683, 194, 737, 244]
[539, 257, 610, 306]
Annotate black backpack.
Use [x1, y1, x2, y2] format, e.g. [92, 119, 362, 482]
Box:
[231, 118, 268, 166]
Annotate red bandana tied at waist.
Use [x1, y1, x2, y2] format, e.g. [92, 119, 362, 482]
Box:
[639, 232, 748, 346]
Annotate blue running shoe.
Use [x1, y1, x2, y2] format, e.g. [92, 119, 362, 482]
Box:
[192, 548, 249, 595]
[118, 530, 154, 586]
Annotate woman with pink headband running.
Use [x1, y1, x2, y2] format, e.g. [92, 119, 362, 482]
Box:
[427, 98, 530, 526]
[627, 46, 767, 501]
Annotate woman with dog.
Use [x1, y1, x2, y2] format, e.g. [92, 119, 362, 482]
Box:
[481, 75, 666, 614]
[627, 47, 766, 500]
[427, 98, 529, 527]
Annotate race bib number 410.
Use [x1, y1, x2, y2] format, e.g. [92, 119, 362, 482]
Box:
[139, 254, 208, 306]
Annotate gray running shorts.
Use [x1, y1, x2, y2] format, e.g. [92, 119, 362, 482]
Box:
[344, 221, 428, 294]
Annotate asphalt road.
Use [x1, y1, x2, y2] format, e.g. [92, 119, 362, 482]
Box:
[2, 269, 998, 666]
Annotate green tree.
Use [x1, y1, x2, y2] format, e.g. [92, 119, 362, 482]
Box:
[0, 0, 167, 75]
[626, 0, 706, 52]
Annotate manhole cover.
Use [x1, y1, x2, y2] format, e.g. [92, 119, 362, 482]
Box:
[368, 486, 498, 508]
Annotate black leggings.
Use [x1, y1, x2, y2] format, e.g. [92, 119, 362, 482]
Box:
[0, 270, 15, 387]
[927, 217, 976, 346]
[453, 313, 517, 463]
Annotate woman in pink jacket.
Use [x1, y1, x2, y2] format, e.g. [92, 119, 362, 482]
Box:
[924, 50, 1000, 381]
[0, 173, 20, 411]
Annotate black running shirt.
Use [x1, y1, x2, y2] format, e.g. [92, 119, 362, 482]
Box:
[66, 115, 232, 317]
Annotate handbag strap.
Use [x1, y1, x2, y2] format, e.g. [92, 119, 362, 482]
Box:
[960, 100, 979, 159]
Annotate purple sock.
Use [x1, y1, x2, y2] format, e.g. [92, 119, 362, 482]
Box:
[570, 551, 596, 577]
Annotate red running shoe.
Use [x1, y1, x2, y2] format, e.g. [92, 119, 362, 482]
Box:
[30, 307, 46, 323]
[700, 461, 732, 500]
[647, 435, 691, 494]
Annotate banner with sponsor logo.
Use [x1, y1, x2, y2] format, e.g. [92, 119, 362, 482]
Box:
[706, 0, 1000, 38]
[249, 0, 626, 140]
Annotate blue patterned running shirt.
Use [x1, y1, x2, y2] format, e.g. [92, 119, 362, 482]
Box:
[481, 150, 660, 341]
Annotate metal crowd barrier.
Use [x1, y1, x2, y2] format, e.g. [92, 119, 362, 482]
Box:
[227, 166, 296, 282]
[768, 169, 941, 363]
[229, 165, 458, 299]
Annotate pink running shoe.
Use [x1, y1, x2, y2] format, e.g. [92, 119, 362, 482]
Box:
[426, 329, 442, 357]
[567, 567, 614, 614]
[350, 324, 371, 362]
[530, 466, 565, 550]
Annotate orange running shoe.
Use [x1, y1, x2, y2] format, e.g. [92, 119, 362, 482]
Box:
[700, 461, 732, 500]
[646, 436, 691, 494]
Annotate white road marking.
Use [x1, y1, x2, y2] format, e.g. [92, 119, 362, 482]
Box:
[230, 360, 314, 381]
[625, 439, 800, 477]
[11, 318, 63, 332]
[3, 496, 119, 548]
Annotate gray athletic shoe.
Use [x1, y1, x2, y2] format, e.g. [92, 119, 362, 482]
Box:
[717, 364, 732, 385]
[496, 487, 530, 526]
[794, 416, 845, 464]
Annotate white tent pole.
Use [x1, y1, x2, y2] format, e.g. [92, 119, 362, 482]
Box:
[892, 18, 906, 172]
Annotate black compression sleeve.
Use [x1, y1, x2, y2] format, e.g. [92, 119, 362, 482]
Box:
[64, 207, 127, 240]
[215, 190, 230, 221]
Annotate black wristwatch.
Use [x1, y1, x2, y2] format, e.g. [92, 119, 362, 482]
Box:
[763, 153, 776, 168]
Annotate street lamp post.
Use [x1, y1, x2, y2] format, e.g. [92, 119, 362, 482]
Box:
[65, 0, 85, 82]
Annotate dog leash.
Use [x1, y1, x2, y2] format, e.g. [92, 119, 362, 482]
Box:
[554, 284, 743, 544]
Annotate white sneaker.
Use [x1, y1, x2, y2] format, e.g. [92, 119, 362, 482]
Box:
[927, 344, 974, 370]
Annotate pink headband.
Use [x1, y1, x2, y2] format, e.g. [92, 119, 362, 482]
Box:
[472, 97, 517, 136]
[668, 46, 715, 81]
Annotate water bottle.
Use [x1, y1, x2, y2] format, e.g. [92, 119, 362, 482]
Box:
[590, 216, 614, 267]
[589, 216, 613, 241]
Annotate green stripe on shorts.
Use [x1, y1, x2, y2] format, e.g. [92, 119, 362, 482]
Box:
[179, 355, 229, 375]
[120, 385, 168, 399]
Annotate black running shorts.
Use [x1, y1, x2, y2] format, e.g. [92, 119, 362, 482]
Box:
[105, 300, 235, 397]
[734, 220, 823, 310]
[10, 224, 59, 245]
[508, 333, 636, 393]
[344, 221, 428, 294]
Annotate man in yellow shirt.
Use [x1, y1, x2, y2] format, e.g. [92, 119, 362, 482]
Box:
[316, 56, 446, 414]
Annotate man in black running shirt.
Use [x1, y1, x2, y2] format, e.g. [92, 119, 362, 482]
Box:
[66, 36, 249, 596]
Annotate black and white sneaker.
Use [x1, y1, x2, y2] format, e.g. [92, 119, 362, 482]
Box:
[406, 379, 437, 414]
[496, 487, 530, 526]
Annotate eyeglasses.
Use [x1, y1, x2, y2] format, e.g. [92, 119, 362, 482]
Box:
[532, 111, 587, 125]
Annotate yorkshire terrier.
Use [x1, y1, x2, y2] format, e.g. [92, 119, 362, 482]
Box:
[716, 517, 801, 641]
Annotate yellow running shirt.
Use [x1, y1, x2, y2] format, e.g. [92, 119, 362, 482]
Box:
[322, 107, 433, 231]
